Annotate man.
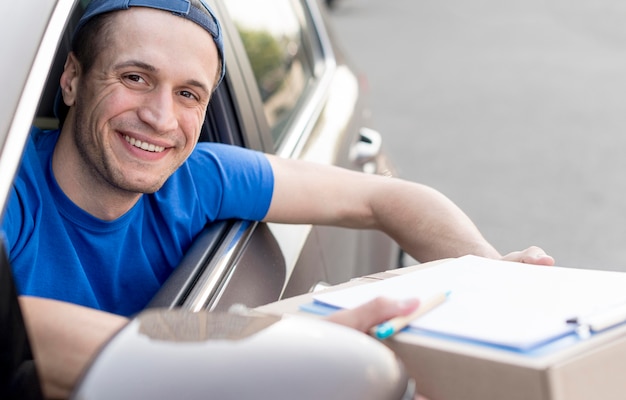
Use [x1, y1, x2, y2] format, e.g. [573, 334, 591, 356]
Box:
[2, 0, 553, 397]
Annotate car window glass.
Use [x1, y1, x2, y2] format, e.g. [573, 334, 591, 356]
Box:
[223, 0, 317, 148]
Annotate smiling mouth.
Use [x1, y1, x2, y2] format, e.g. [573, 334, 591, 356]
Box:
[124, 135, 165, 153]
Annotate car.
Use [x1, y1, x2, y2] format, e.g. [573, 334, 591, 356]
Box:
[1, 0, 412, 398]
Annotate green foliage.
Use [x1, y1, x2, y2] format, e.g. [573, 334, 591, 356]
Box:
[238, 27, 285, 92]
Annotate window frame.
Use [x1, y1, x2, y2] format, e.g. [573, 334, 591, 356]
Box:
[217, 0, 337, 156]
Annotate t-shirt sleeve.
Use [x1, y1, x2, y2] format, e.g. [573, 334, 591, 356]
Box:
[2, 187, 22, 253]
[186, 143, 275, 222]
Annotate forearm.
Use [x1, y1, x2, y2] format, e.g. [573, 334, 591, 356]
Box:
[18, 296, 128, 399]
[368, 178, 501, 262]
[265, 157, 500, 262]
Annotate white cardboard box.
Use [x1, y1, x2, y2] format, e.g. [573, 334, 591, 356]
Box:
[256, 261, 626, 400]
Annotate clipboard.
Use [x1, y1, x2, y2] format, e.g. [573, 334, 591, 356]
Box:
[310, 255, 626, 352]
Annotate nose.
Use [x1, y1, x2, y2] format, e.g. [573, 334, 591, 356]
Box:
[137, 87, 178, 133]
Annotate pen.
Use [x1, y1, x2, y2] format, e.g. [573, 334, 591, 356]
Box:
[567, 302, 626, 335]
[371, 290, 451, 340]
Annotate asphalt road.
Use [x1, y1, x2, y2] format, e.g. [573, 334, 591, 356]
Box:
[326, 0, 626, 271]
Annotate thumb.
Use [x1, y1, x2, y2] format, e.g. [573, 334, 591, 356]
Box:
[326, 297, 420, 333]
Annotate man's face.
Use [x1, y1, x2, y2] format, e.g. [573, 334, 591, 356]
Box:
[64, 7, 220, 194]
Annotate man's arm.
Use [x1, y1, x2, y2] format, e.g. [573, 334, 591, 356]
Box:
[19, 296, 128, 400]
[264, 156, 554, 264]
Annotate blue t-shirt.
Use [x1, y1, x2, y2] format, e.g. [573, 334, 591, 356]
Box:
[2, 128, 274, 316]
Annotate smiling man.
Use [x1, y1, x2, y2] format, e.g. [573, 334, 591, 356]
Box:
[1, 0, 553, 397]
[55, 6, 220, 217]
[55, 10, 219, 215]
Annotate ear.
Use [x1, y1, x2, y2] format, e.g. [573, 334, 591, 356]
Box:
[59, 52, 81, 107]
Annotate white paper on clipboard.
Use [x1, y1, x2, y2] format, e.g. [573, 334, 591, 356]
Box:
[313, 255, 626, 351]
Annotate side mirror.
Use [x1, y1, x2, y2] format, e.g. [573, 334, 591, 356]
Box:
[72, 309, 415, 399]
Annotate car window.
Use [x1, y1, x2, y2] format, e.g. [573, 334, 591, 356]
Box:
[223, 0, 321, 148]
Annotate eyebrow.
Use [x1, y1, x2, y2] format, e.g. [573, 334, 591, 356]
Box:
[113, 60, 211, 97]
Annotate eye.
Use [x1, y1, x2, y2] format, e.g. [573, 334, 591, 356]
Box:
[179, 90, 199, 101]
[124, 74, 145, 84]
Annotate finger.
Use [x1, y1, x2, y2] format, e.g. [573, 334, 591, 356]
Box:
[520, 246, 555, 265]
[325, 297, 420, 333]
[528, 253, 555, 266]
[502, 246, 555, 266]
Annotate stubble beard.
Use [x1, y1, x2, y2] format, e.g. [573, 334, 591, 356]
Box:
[71, 97, 167, 196]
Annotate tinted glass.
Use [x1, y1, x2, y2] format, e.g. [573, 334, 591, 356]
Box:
[223, 0, 316, 147]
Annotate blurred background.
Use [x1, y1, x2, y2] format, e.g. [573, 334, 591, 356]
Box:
[325, 0, 626, 271]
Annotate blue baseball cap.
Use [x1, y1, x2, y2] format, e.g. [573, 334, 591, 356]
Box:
[55, 0, 225, 122]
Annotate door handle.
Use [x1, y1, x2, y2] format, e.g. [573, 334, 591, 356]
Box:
[350, 127, 382, 165]
[350, 127, 383, 175]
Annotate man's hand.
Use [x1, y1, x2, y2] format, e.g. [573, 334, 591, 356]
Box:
[325, 297, 421, 334]
[501, 246, 555, 266]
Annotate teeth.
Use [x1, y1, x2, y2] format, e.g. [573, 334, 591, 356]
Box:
[124, 135, 165, 153]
